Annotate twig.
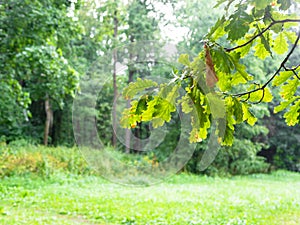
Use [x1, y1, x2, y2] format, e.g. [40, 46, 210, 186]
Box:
[225, 19, 300, 52]
[284, 65, 300, 80]
[229, 31, 300, 99]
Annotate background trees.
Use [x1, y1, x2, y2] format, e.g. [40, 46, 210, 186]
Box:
[1, 0, 80, 144]
[1, 0, 299, 174]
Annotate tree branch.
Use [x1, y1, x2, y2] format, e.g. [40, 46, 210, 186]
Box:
[284, 65, 300, 80]
[229, 30, 300, 101]
[225, 19, 300, 52]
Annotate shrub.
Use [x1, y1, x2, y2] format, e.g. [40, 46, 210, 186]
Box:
[0, 141, 93, 178]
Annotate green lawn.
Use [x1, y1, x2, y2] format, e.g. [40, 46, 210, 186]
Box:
[1, 171, 300, 225]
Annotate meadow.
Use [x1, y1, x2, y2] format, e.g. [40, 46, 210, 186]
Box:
[1, 170, 300, 225]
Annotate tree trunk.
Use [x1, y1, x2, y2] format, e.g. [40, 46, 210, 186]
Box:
[43, 96, 53, 146]
[125, 68, 134, 153]
[125, 36, 135, 153]
[112, 7, 118, 147]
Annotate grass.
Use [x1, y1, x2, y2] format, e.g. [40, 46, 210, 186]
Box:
[0, 170, 300, 225]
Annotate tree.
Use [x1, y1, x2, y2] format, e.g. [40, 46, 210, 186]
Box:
[1, 0, 80, 145]
[120, 0, 300, 146]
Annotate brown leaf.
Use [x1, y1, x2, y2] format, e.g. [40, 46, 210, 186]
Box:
[204, 44, 218, 88]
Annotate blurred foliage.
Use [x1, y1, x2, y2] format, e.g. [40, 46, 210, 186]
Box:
[186, 123, 270, 176]
[0, 140, 92, 178]
[1, 0, 299, 176]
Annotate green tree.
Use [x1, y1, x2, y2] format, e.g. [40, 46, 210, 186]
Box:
[1, 0, 80, 144]
[121, 0, 300, 146]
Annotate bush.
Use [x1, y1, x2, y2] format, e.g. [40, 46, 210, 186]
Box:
[0, 141, 93, 178]
[185, 124, 270, 176]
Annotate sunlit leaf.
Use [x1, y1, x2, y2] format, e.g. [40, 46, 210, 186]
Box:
[274, 97, 297, 113]
[206, 16, 227, 40]
[242, 103, 257, 126]
[280, 78, 299, 100]
[222, 125, 234, 146]
[254, 38, 271, 59]
[178, 54, 190, 67]
[123, 78, 158, 99]
[273, 32, 288, 55]
[273, 71, 294, 86]
[283, 99, 300, 126]
[283, 31, 298, 43]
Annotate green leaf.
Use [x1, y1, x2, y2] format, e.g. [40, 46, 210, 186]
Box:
[231, 72, 247, 85]
[120, 101, 142, 129]
[135, 96, 148, 115]
[140, 92, 176, 127]
[260, 32, 273, 57]
[277, 0, 292, 10]
[123, 78, 158, 99]
[263, 88, 273, 103]
[271, 22, 283, 33]
[273, 32, 288, 55]
[152, 118, 165, 128]
[211, 47, 235, 74]
[280, 78, 299, 100]
[250, 0, 273, 10]
[189, 128, 203, 143]
[206, 93, 226, 119]
[248, 87, 273, 103]
[217, 71, 232, 92]
[283, 31, 298, 43]
[154, 98, 176, 122]
[273, 71, 294, 86]
[254, 38, 270, 59]
[235, 39, 253, 58]
[189, 120, 210, 143]
[232, 98, 243, 123]
[141, 96, 160, 121]
[178, 54, 190, 67]
[222, 125, 234, 146]
[206, 16, 227, 40]
[180, 94, 193, 114]
[242, 103, 257, 126]
[232, 59, 253, 82]
[225, 96, 236, 129]
[225, 6, 253, 41]
[284, 99, 300, 126]
[165, 84, 180, 105]
[274, 97, 297, 113]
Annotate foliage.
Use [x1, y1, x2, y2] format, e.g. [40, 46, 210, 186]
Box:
[121, 0, 300, 147]
[0, 141, 92, 178]
[0, 0, 81, 143]
[186, 123, 270, 176]
[0, 80, 31, 141]
[262, 109, 300, 172]
[1, 0, 299, 175]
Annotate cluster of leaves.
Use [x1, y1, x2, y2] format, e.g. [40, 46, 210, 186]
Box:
[209, 0, 300, 124]
[121, 0, 300, 146]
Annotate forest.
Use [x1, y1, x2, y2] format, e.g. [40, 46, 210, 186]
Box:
[0, 0, 300, 224]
